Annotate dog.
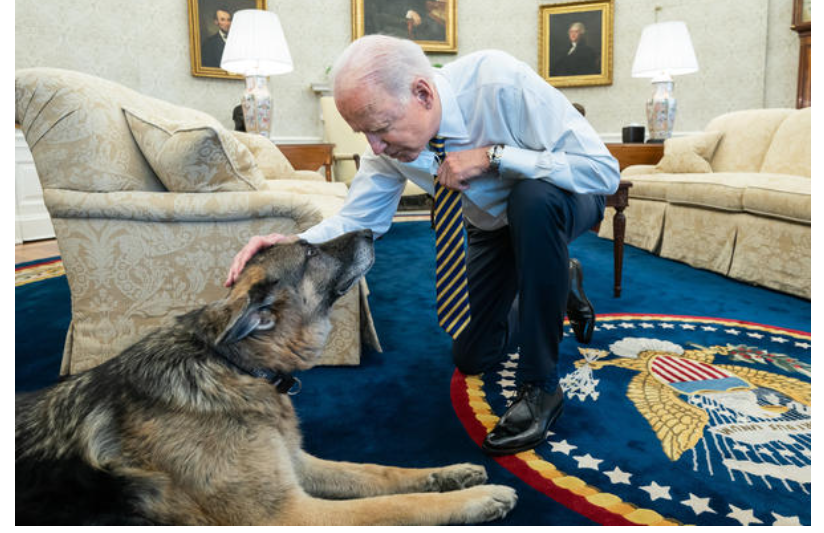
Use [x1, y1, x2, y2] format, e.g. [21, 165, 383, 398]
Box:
[16, 230, 517, 525]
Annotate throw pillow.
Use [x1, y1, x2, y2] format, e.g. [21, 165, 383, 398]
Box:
[654, 131, 723, 174]
[123, 108, 267, 192]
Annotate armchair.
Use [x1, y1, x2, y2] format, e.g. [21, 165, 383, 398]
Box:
[15, 67, 380, 374]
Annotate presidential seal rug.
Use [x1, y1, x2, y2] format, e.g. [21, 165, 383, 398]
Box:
[452, 313, 811, 526]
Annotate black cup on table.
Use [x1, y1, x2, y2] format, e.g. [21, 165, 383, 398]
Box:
[622, 124, 645, 143]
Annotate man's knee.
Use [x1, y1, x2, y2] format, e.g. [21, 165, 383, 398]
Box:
[507, 180, 567, 229]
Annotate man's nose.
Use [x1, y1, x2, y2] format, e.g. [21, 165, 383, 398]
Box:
[366, 133, 387, 155]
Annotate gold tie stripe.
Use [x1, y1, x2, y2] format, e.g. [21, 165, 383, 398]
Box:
[430, 136, 471, 339]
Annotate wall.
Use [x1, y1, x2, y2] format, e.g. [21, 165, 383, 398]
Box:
[16, 0, 800, 141]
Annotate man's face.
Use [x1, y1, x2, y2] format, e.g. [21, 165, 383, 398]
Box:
[337, 83, 437, 163]
[568, 27, 581, 43]
[215, 10, 232, 33]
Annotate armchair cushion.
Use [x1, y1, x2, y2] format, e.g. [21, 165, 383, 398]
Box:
[232, 131, 296, 178]
[654, 132, 723, 174]
[123, 108, 267, 192]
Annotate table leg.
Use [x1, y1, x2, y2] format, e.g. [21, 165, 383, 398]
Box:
[612, 206, 626, 297]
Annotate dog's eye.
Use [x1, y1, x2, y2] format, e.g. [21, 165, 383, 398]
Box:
[306, 246, 318, 258]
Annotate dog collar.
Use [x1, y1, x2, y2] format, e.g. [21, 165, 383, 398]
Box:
[250, 368, 302, 395]
[219, 354, 302, 395]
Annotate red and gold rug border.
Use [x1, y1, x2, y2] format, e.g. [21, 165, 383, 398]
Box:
[15, 258, 64, 287]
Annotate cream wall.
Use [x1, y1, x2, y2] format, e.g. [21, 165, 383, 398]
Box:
[16, 0, 799, 141]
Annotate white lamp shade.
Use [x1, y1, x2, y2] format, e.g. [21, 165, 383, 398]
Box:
[220, 10, 293, 76]
[631, 21, 699, 79]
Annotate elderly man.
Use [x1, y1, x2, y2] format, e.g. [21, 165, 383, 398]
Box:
[226, 36, 619, 455]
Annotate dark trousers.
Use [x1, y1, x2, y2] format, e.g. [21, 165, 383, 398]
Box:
[452, 179, 606, 383]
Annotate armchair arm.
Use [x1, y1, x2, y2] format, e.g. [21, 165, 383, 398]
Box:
[621, 164, 657, 177]
[334, 153, 361, 170]
[43, 189, 334, 233]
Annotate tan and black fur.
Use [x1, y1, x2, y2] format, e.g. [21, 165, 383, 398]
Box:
[15, 230, 517, 525]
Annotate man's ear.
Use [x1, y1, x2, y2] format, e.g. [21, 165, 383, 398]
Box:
[215, 281, 278, 345]
[412, 78, 435, 109]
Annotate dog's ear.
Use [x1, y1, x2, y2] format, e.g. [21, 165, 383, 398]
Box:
[215, 281, 278, 345]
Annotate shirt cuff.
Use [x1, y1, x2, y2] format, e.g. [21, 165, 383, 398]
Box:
[498, 145, 548, 179]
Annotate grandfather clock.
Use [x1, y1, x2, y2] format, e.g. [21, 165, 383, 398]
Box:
[792, 0, 811, 108]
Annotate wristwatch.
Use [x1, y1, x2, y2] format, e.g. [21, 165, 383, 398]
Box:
[487, 144, 504, 172]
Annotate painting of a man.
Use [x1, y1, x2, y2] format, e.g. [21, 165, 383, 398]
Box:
[550, 21, 599, 76]
[363, 0, 446, 42]
[201, 7, 233, 68]
[539, 1, 613, 87]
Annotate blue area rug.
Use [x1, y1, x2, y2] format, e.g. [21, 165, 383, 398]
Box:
[15, 222, 811, 525]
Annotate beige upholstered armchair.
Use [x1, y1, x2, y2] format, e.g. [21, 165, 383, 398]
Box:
[15, 67, 379, 374]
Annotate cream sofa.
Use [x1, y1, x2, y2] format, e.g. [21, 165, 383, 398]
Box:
[15, 67, 380, 374]
[599, 108, 810, 299]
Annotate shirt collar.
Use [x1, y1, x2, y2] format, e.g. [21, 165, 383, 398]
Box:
[433, 73, 469, 142]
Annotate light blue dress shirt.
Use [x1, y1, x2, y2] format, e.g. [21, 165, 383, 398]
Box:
[300, 50, 620, 243]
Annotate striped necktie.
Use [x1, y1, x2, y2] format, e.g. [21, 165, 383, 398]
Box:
[429, 136, 471, 339]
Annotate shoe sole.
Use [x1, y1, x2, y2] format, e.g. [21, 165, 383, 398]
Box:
[481, 405, 564, 457]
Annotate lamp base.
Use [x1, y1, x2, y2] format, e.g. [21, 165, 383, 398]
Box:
[645, 78, 677, 142]
[241, 75, 272, 137]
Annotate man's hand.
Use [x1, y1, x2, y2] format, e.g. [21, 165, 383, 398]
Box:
[224, 233, 299, 287]
[437, 147, 492, 192]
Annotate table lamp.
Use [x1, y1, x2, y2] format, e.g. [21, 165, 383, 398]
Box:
[631, 21, 698, 142]
[221, 10, 293, 137]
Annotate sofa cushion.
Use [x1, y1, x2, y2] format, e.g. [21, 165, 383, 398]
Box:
[741, 174, 811, 224]
[705, 109, 793, 173]
[642, 172, 750, 212]
[654, 132, 723, 173]
[628, 172, 811, 223]
[124, 108, 267, 192]
[760, 108, 811, 178]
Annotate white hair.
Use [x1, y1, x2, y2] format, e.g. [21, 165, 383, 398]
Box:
[570, 22, 586, 34]
[331, 35, 434, 106]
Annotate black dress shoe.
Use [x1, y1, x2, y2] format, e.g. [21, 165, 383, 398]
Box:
[481, 384, 564, 456]
[567, 258, 595, 344]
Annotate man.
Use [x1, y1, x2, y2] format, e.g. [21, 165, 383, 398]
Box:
[202, 8, 232, 68]
[551, 21, 599, 77]
[225, 36, 619, 455]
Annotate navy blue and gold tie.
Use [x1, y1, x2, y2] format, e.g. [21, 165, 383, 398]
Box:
[430, 136, 471, 339]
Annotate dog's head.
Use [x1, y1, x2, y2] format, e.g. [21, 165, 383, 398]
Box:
[203, 230, 374, 373]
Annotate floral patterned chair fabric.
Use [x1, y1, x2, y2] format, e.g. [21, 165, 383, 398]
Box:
[15, 67, 379, 373]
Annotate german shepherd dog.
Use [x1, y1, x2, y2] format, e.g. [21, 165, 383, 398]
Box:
[16, 230, 517, 525]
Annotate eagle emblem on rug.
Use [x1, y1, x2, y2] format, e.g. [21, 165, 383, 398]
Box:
[575, 340, 811, 465]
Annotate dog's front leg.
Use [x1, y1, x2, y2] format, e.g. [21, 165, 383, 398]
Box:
[295, 451, 487, 498]
[271, 484, 517, 525]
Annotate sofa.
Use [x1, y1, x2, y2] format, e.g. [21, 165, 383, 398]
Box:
[598, 108, 810, 299]
[15, 67, 380, 374]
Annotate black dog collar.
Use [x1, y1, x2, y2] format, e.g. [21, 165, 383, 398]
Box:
[219, 354, 302, 395]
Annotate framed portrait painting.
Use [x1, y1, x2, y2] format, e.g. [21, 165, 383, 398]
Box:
[351, 0, 457, 53]
[539, 0, 613, 88]
[188, 0, 267, 79]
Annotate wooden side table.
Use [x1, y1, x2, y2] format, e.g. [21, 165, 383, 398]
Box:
[602, 143, 664, 297]
[276, 143, 335, 182]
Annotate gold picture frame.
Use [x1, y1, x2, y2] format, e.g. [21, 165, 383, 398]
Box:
[351, 0, 457, 54]
[792, 0, 811, 31]
[538, 0, 613, 88]
[188, 0, 268, 79]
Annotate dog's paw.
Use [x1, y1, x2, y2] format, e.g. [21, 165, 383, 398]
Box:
[425, 463, 488, 492]
[457, 485, 518, 524]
